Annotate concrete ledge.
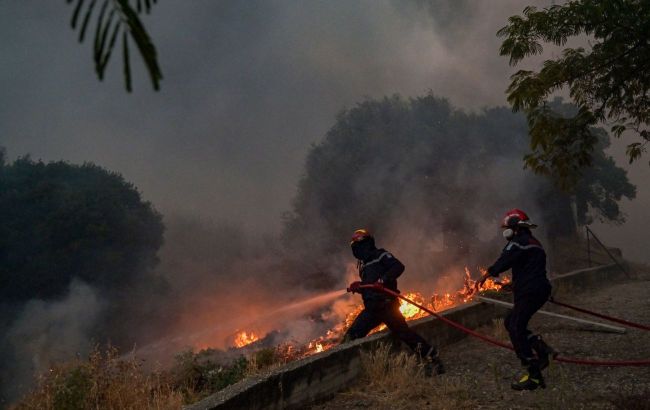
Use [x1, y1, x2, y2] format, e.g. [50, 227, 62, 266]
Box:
[187, 263, 625, 410]
[551, 263, 626, 295]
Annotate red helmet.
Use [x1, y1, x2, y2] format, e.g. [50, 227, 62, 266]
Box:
[350, 229, 373, 245]
[501, 209, 537, 229]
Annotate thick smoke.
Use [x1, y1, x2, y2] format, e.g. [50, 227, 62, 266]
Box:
[281, 96, 559, 297]
[126, 214, 351, 358]
[3, 281, 105, 400]
[0, 0, 646, 403]
[0, 0, 550, 233]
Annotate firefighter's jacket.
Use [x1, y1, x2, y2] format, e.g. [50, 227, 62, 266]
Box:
[358, 248, 404, 307]
[487, 230, 550, 294]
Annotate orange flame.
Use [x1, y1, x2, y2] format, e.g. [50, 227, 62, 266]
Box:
[308, 342, 324, 353]
[399, 292, 426, 319]
[301, 266, 510, 355]
[233, 331, 259, 348]
[224, 267, 510, 358]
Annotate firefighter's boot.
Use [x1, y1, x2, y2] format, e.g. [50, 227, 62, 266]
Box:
[529, 334, 556, 370]
[423, 351, 446, 376]
[511, 360, 545, 391]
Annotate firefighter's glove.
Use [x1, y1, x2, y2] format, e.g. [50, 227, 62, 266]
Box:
[347, 281, 362, 293]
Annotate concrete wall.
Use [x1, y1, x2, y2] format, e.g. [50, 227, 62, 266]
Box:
[187, 263, 625, 410]
[551, 264, 628, 295]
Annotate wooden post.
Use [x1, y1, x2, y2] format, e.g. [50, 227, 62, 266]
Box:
[586, 226, 628, 277]
[586, 226, 591, 267]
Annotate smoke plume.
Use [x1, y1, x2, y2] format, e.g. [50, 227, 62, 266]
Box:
[0, 0, 646, 403]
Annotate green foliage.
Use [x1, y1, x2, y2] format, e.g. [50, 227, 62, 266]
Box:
[171, 349, 249, 402]
[498, 0, 650, 185]
[575, 129, 637, 225]
[544, 98, 636, 223]
[52, 367, 92, 410]
[524, 103, 598, 189]
[0, 156, 164, 303]
[251, 348, 276, 369]
[67, 0, 162, 92]
[14, 345, 183, 409]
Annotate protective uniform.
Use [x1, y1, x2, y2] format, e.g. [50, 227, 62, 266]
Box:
[485, 210, 553, 390]
[344, 230, 444, 375]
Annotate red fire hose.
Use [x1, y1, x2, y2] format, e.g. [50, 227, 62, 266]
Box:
[548, 298, 650, 332]
[352, 284, 650, 367]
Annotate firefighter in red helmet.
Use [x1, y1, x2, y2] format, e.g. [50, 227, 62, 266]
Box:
[477, 209, 555, 390]
[345, 229, 445, 376]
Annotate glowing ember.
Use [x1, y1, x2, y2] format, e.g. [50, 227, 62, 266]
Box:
[233, 331, 259, 348]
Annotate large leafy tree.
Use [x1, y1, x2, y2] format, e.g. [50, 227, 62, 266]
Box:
[0, 153, 167, 402]
[282, 94, 635, 278]
[575, 130, 637, 225]
[0, 155, 164, 303]
[66, 0, 162, 92]
[546, 98, 637, 225]
[498, 0, 650, 187]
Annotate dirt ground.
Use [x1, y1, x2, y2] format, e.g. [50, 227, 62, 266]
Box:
[312, 268, 650, 410]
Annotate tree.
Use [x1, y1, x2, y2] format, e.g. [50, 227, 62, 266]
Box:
[66, 0, 162, 92]
[282, 93, 635, 279]
[0, 156, 164, 303]
[547, 98, 637, 225]
[498, 0, 650, 187]
[575, 131, 637, 225]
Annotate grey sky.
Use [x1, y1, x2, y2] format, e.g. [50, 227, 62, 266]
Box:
[1, 0, 647, 262]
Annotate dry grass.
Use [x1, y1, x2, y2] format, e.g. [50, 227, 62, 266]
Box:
[484, 318, 509, 343]
[328, 343, 477, 410]
[12, 346, 183, 410]
[244, 347, 286, 378]
[11, 344, 288, 408]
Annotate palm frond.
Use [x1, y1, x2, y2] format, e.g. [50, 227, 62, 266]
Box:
[68, 0, 161, 92]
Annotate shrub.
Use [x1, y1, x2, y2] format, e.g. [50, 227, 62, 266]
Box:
[12, 346, 182, 410]
[170, 349, 249, 403]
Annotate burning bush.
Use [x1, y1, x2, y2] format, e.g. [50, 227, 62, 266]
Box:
[201, 267, 512, 365]
[11, 267, 513, 407]
[299, 267, 510, 356]
[233, 331, 260, 348]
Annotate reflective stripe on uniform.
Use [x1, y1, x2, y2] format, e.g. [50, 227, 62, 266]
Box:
[363, 252, 391, 268]
[506, 242, 543, 251]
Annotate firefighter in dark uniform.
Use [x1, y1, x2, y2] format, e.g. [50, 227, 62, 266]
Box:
[477, 209, 555, 390]
[344, 229, 445, 376]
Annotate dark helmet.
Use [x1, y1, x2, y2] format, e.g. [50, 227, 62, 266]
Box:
[350, 229, 375, 261]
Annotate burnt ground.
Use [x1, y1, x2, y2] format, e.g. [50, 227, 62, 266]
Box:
[312, 269, 650, 410]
